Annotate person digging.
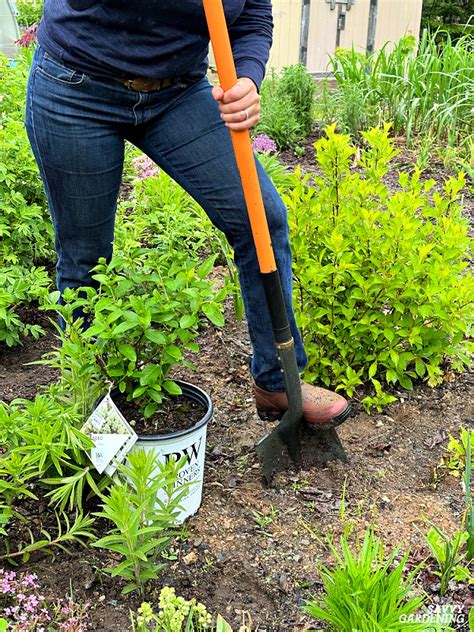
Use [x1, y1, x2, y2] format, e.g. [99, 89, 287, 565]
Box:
[25, 0, 352, 431]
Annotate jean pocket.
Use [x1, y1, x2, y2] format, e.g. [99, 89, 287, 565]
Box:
[37, 51, 88, 86]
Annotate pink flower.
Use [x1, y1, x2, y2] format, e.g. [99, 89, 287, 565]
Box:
[252, 133, 277, 154]
[16, 23, 39, 47]
[132, 154, 159, 179]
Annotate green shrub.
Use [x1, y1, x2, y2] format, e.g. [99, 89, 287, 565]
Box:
[0, 266, 51, 346]
[277, 64, 316, 136]
[15, 0, 44, 27]
[286, 124, 473, 410]
[44, 243, 226, 419]
[303, 529, 426, 631]
[117, 167, 217, 257]
[0, 53, 52, 265]
[257, 64, 316, 149]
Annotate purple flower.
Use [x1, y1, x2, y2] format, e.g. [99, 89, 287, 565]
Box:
[252, 133, 277, 154]
[132, 154, 159, 179]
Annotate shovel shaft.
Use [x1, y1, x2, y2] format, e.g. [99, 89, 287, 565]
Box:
[202, 0, 276, 275]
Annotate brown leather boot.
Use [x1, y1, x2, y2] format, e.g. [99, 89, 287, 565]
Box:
[253, 382, 351, 427]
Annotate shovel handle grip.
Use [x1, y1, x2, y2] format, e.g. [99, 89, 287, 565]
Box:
[203, 0, 276, 274]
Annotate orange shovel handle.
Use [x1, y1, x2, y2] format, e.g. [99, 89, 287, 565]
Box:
[203, 0, 276, 274]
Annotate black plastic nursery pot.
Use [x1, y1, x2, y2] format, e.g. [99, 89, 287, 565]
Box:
[101, 380, 213, 523]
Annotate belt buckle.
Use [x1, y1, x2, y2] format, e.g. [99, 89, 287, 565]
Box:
[126, 78, 153, 92]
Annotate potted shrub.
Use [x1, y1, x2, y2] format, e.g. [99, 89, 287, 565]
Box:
[44, 243, 225, 520]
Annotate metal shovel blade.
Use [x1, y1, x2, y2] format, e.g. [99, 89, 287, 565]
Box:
[256, 416, 348, 486]
[256, 410, 301, 485]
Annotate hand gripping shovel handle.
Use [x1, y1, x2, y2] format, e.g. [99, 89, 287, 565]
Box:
[203, 0, 303, 471]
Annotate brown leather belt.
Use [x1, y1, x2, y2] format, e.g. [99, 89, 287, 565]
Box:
[114, 77, 174, 92]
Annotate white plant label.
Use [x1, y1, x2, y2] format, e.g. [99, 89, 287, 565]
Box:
[81, 392, 138, 476]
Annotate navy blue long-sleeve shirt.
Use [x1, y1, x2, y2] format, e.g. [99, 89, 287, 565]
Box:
[37, 0, 273, 89]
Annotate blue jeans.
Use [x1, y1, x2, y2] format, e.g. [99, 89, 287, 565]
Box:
[25, 44, 307, 391]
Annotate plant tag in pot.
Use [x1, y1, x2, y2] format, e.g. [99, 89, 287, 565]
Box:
[81, 392, 138, 476]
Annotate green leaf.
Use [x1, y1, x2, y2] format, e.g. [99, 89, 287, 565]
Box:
[197, 254, 217, 279]
[145, 329, 167, 345]
[163, 380, 182, 395]
[202, 303, 224, 327]
[415, 358, 426, 378]
[179, 314, 196, 329]
[216, 614, 233, 632]
[112, 321, 137, 335]
[368, 361, 378, 378]
[118, 344, 136, 363]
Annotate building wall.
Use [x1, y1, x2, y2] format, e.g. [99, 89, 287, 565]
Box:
[306, 0, 423, 73]
[268, 0, 303, 68]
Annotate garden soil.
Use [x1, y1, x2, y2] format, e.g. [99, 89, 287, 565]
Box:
[0, 141, 473, 631]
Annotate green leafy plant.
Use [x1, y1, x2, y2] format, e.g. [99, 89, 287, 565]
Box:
[276, 64, 316, 137]
[15, 0, 44, 27]
[252, 506, 278, 531]
[326, 31, 473, 163]
[0, 266, 51, 346]
[424, 526, 472, 596]
[303, 529, 426, 630]
[35, 295, 107, 419]
[0, 54, 53, 266]
[440, 427, 474, 477]
[0, 512, 95, 563]
[0, 395, 106, 514]
[117, 167, 218, 258]
[286, 124, 473, 409]
[42, 243, 225, 418]
[94, 449, 189, 595]
[257, 65, 316, 150]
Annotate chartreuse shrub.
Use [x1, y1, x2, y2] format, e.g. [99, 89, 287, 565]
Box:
[303, 529, 426, 631]
[287, 124, 473, 410]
